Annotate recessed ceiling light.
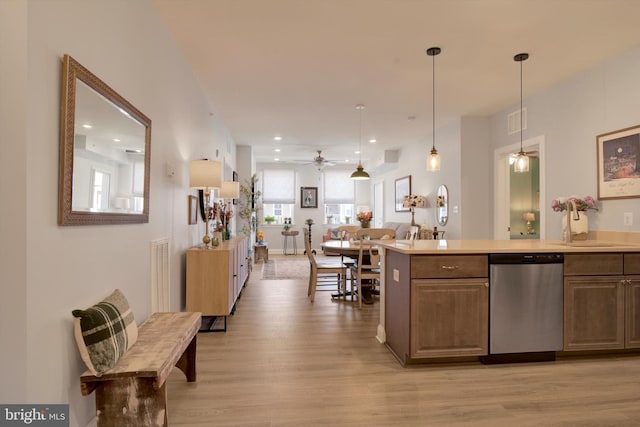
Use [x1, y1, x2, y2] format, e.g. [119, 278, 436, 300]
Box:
[355, 150, 361, 155]
[113, 138, 120, 142]
[275, 148, 281, 152]
[274, 157, 280, 161]
[274, 136, 282, 141]
[82, 124, 92, 129]
[369, 139, 377, 144]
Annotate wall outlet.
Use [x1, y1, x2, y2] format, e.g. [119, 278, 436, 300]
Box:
[393, 269, 400, 282]
[624, 212, 633, 226]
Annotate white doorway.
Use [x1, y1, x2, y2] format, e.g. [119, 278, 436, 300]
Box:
[494, 135, 546, 239]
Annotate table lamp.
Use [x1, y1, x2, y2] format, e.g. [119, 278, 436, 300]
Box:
[523, 212, 535, 235]
[403, 195, 426, 226]
[190, 160, 221, 247]
[220, 181, 240, 200]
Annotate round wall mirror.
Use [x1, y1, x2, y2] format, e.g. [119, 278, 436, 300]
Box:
[436, 185, 448, 226]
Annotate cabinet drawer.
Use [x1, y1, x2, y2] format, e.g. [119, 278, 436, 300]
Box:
[410, 255, 488, 279]
[625, 253, 640, 275]
[564, 253, 623, 276]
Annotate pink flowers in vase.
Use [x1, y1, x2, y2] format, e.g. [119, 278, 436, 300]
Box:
[551, 196, 598, 212]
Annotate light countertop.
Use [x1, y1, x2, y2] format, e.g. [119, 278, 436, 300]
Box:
[378, 239, 640, 254]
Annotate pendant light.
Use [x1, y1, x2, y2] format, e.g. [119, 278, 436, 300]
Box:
[351, 103, 370, 180]
[513, 52, 530, 173]
[426, 47, 442, 171]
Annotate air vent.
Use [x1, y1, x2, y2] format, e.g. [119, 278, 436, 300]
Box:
[507, 108, 527, 135]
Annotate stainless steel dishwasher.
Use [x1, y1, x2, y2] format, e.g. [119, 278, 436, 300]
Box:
[488, 253, 564, 357]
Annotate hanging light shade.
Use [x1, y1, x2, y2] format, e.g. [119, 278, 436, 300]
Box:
[351, 104, 370, 180]
[426, 47, 441, 172]
[514, 52, 529, 173]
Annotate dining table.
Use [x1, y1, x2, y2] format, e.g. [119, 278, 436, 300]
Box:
[320, 240, 382, 302]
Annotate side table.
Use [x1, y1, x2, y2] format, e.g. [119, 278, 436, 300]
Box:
[281, 230, 299, 255]
[254, 243, 269, 263]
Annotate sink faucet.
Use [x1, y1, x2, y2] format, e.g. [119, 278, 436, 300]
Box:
[565, 199, 579, 243]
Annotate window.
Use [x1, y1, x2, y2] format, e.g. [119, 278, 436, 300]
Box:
[323, 170, 355, 224]
[262, 169, 295, 224]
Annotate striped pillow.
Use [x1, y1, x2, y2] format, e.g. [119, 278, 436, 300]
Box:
[72, 289, 138, 376]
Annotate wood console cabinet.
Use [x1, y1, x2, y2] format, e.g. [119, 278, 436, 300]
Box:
[186, 237, 249, 321]
[386, 251, 488, 364]
[563, 253, 640, 351]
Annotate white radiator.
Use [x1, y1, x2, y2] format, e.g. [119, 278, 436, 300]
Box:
[150, 238, 170, 312]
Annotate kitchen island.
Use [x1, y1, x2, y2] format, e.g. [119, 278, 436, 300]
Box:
[377, 239, 640, 365]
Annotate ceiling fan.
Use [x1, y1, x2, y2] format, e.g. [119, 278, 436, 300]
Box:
[294, 150, 338, 171]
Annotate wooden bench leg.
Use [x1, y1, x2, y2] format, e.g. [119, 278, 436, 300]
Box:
[95, 377, 168, 427]
[175, 334, 197, 382]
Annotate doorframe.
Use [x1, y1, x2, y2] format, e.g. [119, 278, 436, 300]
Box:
[494, 135, 546, 239]
[373, 180, 384, 228]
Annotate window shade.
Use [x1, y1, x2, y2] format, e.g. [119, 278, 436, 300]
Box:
[323, 170, 355, 204]
[262, 169, 295, 204]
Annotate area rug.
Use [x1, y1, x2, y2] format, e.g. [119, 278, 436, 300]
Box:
[261, 258, 310, 280]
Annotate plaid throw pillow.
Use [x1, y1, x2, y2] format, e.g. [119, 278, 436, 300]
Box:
[72, 289, 138, 376]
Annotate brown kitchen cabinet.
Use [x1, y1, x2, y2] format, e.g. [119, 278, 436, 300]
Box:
[563, 253, 640, 350]
[410, 278, 488, 358]
[385, 251, 488, 364]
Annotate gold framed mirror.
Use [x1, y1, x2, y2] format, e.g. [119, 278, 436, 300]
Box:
[59, 54, 151, 225]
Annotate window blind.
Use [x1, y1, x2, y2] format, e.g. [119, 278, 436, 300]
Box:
[323, 170, 355, 204]
[262, 169, 295, 204]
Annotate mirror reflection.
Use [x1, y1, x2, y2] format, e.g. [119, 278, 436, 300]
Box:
[59, 54, 151, 225]
[436, 184, 448, 226]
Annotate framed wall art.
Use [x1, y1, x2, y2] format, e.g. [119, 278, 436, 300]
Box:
[232, 170, 239, 205]
[395, 175, 412, 212]
[597, 125, 640, 200]
[301, 187, 318, 208]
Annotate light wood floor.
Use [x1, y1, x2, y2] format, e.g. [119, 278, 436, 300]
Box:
[167, 267, 640, 426]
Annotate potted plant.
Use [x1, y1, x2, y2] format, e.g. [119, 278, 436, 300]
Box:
[264, 215, 276, 224]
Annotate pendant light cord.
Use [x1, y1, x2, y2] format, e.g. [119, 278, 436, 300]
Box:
[432, 52, 436, 152]
[514, 53, 528, 154]
[359, 105, 363, 163]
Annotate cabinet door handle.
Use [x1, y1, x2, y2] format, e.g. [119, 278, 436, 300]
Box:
[441, 265, 459, 271]
[485, 282, 489, 288]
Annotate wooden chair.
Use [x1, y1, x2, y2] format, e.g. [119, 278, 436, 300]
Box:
[338, 225, 360, 241]
[406, 225, 420, 240]
[337, 225, 361, 269]
[348, 228, 395, 307]
[303, 228, 347, 302]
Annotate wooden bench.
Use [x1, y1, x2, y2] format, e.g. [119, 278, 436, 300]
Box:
[80, 311, 201, 427]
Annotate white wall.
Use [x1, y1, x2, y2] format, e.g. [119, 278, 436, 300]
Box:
[374, 119, 463, 238]
[1, 1, 236, 425]
[461, 117, 492, 239]
[489, 46, 640, 238]
[0, 0, 28, 404]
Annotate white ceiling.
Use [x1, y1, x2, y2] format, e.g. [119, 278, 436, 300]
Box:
[153, 0, 640, 166]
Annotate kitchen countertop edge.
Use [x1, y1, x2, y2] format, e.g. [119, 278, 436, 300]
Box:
[378, 239, 640, 255]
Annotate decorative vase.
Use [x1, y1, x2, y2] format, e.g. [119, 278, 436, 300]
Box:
[360, 221, 370, 228]
[562, 211, 589, 241]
